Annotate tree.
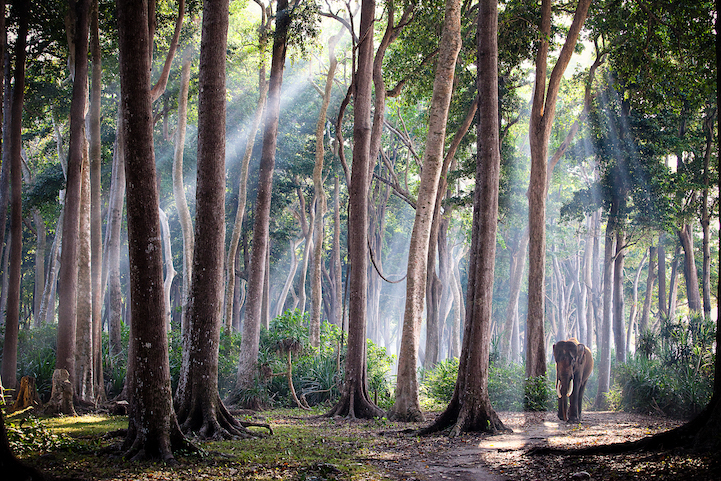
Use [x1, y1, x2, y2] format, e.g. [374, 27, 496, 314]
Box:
[117, 0, 192, 461]
[174, 0, 261, 440]
[389, 0, 462, 423]
[420, 0, 506, 437]
[526, 0, 592, 382]
[0, 0, 28, 394]
[232, 0, 292, 405]
[325, 0, 385, 420]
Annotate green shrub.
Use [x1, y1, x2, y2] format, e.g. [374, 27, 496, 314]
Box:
[523, 374, 554, 412]
[420, 357, 458, 407]
[1, 411, 75, 455]
[366, 341, 395, 409]
[488, 363, 525, 411]
[613, 314, 715, 419]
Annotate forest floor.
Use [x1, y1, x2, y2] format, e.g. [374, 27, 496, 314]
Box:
[18, 408, 721, 480]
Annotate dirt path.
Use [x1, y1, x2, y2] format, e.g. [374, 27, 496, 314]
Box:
[368, 411, 720, 481]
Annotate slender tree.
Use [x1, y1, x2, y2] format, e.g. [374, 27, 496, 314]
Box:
[0, 0, 28, 393]
[421, 0, 506, 436]
[325, 0, 385, 420]
[174, 0, 262, 439]
[390, 0, 462, 423]
[526, 0, 592, 382]
[232, 0, 291, 404]
[117, 0, 192, 461]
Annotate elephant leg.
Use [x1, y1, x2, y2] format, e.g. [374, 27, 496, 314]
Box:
[576, 381, 587, 420]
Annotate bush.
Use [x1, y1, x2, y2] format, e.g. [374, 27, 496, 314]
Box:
[0, 324, 59, 402]
[613, 314, 715, 419]
[523, 374, 554, 412]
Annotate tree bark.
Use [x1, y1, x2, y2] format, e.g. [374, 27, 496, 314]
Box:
[117, 0, 191, 461]
[326, 0, 385, 420]
[420, 0, 506, 436]
[89, 0, 104, 399]
[75, 143, 94, 402]
[526, 0, 592, 381]
[390, 0, 461, 422]
[55, 0, 91, 401]
[310, 30, 341, 348]
[639, 246, 657, 334]
[0, 0, 28, 392]
[224, 6, 269, 331]
[613, 229, 626, 363]
[233, 0, 290, 403]
[175, 0, 258, 439]
[678, 224, 702, 314]
[173, 47, 194, 333]
[595, 218, 615, 409]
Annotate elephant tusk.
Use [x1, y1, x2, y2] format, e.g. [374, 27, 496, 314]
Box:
[568, 379, 574, 397]
[556, 379, 562, 398]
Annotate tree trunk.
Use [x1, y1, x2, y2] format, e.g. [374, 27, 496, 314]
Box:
[639, 246, 657, 334]
[105, 118, 126, 359]
[32, 211, 46, 327]
[159, 208, 176, 330]
[501, 229, 527, 361]
[421, 0, 506, 436]
[627, 248, 647, 353]
[678, 224, 702, 314]
[55, 0, 91, 401]
[309, 31, 341, 347]
[224, 10, 269, 330]
[449, 243, 466, 360]
[657, 233, 667, 318]
[118, 0, 191, 461]
[89, 0, 104, 400]
[668, 245, 681, 319]
[331, 175, 342, 328]
[75, 145, 94, 402]
[326, 0, 385, 420]
[525, 0, 591, 382]
[173, 47, 195, 333]
[700, 113, 713, 319]
[175, 0, 258, 439]
[389, 0, 461, 422]
[233, 0, 290, 403]
[595, 219, 615, 409]
[613, 229, 626, 363]
[0, 0, 27, 392]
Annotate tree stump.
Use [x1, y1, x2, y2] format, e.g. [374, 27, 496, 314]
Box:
[44, 369, 77, 416]
[9, 376, 42, 413]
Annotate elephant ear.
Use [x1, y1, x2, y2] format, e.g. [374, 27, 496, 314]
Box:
[576, 343, 587, 361]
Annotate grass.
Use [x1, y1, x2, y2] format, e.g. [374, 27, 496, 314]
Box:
[19, 407, 398, 480]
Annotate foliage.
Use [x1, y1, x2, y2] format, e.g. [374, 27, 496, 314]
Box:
[365, 341, 396, 410]
[0, 324, 59, 402]
[523, 374, 554, 412]
[612, 314, 716, 419]
[2, 411, 75, 455]
[419, 359, 552, 412]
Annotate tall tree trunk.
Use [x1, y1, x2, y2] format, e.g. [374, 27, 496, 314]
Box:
[54, 0, 90, 402]
[159, 208, 176, 330]
[331, 175, 342, 328]
[233, 0, 290, 402]
[525, 0, 591, 381]
[627, 249, 648, 353]
[75, 144, 94, 402]
[0, 0, 27, 392]
[595, 219, 615, 409]
[309, 31, 341, 347]
[668, 245, 681, 319]
[639, 246, 657, 334]
[389, 0, 461, 422]
[32, 211, 46, 327]
[678, 224, 702, 314]
[175, 0, 258, 439]
[421, 0, 506, 435]
[326, 0, 384, 420]
[105, 116, 126, 359]
[173, 47, 194, 333]
[613, 229, 626, 363]
[117, 0, 191, 461]
[657, 233, 667, 319]
[89, 0, 104, 399]
[700, 113, 713, 319]
[501, 229, 528, 360]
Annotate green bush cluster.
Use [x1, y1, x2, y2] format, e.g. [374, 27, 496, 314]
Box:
[612, 314, 715, 419]
[419, 359, 554, 412]
[1, 411, 75, 455]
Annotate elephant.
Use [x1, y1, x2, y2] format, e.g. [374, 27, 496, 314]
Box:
[553, 338, 593, 423]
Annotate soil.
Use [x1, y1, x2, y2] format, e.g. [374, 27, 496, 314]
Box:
[361, 410, 721, 481]
[25, 409, 721, 480]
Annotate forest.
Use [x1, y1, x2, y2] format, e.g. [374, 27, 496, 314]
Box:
[0, 0, 718, 479]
